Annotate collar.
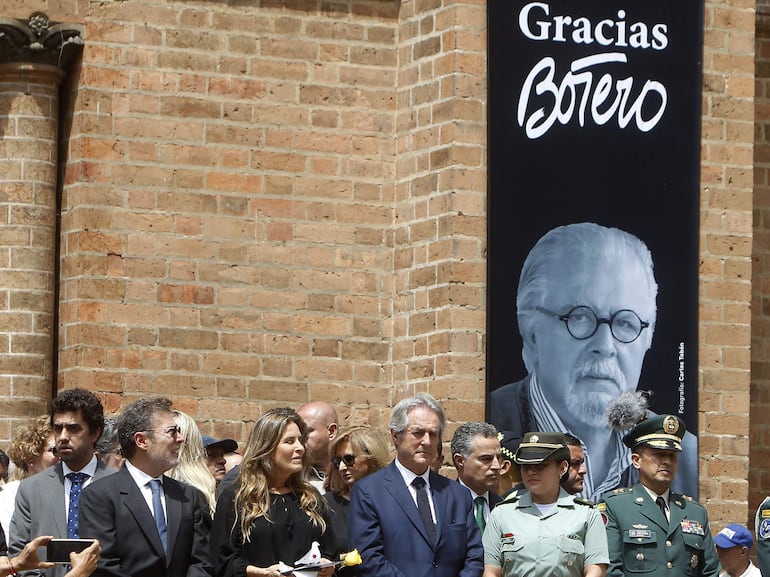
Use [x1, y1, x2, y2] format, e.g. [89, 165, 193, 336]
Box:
[641, 484, 670, 504]
[394, 458, 430, 490]
[62, 454, 98, 478]
[458, 478, 487, 501]
[125, 459, 163, 487]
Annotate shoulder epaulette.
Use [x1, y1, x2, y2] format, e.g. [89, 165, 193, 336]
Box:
[604, 487, 633, 499]
[574, 497, 595, 507]
[500, 494, 520, 505]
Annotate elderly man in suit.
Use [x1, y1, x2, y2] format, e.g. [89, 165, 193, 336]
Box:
[489, 222, 698, 500]
[79, 397, 212, 577]
[450, 422, 503, 532]
[10, 389, 115, 577]
[348, 393, 483, 577]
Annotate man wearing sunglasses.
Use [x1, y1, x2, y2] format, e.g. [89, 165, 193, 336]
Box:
[10, 389, 115, 577]
[489, 223, 697, 500]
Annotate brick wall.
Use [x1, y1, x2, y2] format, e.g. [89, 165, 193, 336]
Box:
[0, 0, 762, 528]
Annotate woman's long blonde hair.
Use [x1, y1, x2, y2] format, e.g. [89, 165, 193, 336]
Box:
[235, 407, 326, 542]
[167, 410, 217, 515]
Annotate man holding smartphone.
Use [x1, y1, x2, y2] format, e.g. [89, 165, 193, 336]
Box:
[10, 389, 115, 577]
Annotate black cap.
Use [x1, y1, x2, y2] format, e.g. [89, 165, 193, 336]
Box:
[514, 432, 570, 464]
[497, 431, 521, 463]
[622, 415, 685, 452]
[202, 435, 238, 454]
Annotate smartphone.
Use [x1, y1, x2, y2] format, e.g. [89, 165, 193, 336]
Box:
[46, 539, 95, 563]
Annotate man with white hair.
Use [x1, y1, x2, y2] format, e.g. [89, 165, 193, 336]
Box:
[490, 222, 697, 500]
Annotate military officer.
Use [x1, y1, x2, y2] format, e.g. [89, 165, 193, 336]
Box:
[482, 432, 609, 577]
[599, 415, 719, 577]
[756, 496, 770, 577]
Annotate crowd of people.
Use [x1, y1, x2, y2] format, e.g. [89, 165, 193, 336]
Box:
[0, 388, 767, 577]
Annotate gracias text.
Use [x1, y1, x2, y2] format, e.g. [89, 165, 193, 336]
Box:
[517, 2, 670, 139]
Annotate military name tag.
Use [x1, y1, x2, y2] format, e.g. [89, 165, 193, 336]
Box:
[681, 520, 705, 535]
[629, 529, 652, 538]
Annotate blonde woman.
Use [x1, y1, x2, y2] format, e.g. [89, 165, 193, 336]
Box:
[324, 426, 390, 554]
[167, 410, 217, 516]
[211, 408, 336, 577]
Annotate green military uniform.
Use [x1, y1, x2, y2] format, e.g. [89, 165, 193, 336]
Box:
[483, 488, 609, 577]
[600, 485, 719, 577]
[599, 415, 719, 577]
[756, 496, 770, 577]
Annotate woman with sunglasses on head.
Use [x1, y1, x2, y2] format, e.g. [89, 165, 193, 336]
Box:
[324, 426, 391, 555]
[211, 408, 337, 577]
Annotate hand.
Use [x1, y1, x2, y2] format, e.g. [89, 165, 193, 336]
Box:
[317, 558, 335, 577]
[12, 535, 55, 572]
[65, 539, 100, 577]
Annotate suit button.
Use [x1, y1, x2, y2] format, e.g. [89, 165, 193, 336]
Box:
[666, 541, 672, 547]
[667, 562, 673, 569]
[433, 562, 439, 568]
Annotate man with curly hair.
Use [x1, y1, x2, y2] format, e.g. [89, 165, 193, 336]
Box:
[10, 389, 115, 577]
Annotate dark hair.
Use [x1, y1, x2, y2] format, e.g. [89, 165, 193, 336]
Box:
[118, 398, 173, 459]
[563, 433, 583, 447]
[95, 416, 119, 454]
[51, 388, 105, 438]
[0, 448, 9, 469]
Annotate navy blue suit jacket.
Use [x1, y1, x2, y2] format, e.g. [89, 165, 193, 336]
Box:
[348, 461, 483, 577]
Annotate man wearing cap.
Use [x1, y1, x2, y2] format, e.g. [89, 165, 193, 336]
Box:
[450, 422, 503, 533]
[600, 415, 719, 577]
[496, 431, 525, 500]
[756, 497, 770, 577]
[489, 223, 698, 500]
[714, 524, 761, 577]
[202, 436, 237, 485]
[482, 432, 608, 577]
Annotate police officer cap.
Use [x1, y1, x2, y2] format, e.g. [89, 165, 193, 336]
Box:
[497, 431, 522, 463]
[622, 414, 685, 452]
[514, 431, 570, 465]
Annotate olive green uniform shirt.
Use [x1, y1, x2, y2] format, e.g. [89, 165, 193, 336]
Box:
[599, 484, 720, 577]
[483, 488, 609, 577]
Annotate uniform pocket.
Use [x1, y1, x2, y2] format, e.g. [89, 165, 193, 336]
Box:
[682, 534, 704, 576]
[622, 530, 658, 573]
[558, 535, 585, 570]
[501, 535, 525, 574]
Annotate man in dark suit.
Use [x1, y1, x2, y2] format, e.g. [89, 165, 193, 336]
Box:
[348, 393, 483, 577]
[10, 389, 114, 577]
[79, 397, 212, 577]
[599, 415, 719, 577]
[488, 223, 697, 500]
[450, 422, 503, 532]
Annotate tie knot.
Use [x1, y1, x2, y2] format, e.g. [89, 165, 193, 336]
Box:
[412, 476, 426, 490]
[475, 496, 486, 506]
[149, 479, 162, 491]
[68, 472, 88, 485]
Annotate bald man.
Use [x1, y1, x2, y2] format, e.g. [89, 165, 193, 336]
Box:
[297, 402, 338, 491]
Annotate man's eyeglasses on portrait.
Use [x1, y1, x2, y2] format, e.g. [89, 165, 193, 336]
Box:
[535, 305, 649, 343]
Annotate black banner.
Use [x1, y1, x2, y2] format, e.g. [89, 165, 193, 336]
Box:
[486, 0, 703, 499]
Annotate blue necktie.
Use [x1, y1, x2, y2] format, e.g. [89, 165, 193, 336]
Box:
[149, 479, 168, 554]
[67, 472, 89, 538]
[412, 477, 436, 543]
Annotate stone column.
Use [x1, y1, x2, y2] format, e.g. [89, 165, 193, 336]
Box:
[0, 13, 82, 439]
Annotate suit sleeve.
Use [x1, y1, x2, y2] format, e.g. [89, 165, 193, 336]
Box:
[186, 486, 214, 577]
[699, 511, 720, 577]
[600, 498, 626, 577]
[8, 480, 41, 577]
[210, 485, 249, 577]
[347, 482, 408, 577]
[79, 482, 131, 577]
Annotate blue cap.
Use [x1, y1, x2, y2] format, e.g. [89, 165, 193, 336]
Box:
[713, 524, 753, 549]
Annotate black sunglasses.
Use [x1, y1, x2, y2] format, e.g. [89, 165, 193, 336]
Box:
[332, 454, 357, 468]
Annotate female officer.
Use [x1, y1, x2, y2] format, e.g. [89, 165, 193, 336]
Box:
[482, 432, 608, 577]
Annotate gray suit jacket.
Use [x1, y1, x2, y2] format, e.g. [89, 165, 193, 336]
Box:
[9, 460, 115, 577]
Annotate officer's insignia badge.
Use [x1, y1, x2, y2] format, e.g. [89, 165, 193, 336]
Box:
[531, 435, 539, 442]
[759, 519, 770, 539]
[681, 520, 705, 535]
[635, 497, 644, 503]
[690, 554, 698, 569]
[632, 524, 648, 529]
[663, 415, 680, 434]
[762, 510, 770, 519]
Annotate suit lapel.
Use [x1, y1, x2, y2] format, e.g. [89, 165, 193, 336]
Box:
[47, 464, 67, 537]
[430, 472, 446, 547]
[163, 476, 182, 565]
[668, 493, 687, 538]
[383, 464, 433, 547]
[118, 468, 167, 560]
